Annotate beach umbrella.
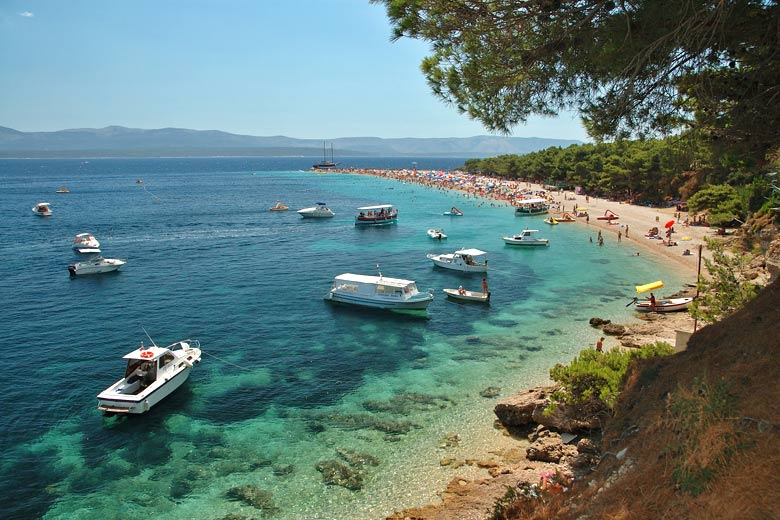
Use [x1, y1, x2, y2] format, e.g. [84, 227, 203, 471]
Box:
[665, 220, 675, 228]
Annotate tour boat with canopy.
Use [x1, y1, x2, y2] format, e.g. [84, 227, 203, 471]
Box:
[442, 287, 490, 303]
[96, 338, 202, 414]
[514, 198, 549, 216]
[354, 204, 398, 226]
[324, 269, 433, 310]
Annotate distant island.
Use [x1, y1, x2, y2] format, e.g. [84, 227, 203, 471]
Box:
[0, 125, 581, 159]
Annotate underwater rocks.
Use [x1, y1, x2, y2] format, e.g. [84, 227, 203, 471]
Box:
[225, 485, 278, 515]
[480, 386, 502, 398]
[315, 448, 380, 491]
[315, 460, 364, 490]
[362, 392, 455, 414]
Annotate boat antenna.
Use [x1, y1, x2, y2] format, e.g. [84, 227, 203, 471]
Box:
[142, 327, 158, 347]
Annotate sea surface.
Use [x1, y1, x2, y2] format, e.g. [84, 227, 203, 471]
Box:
[0, 157, 686, 519]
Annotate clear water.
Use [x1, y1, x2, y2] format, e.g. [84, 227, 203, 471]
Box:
[0, 158, 684, 519]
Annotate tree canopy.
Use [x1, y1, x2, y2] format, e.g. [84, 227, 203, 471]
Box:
[374, 0, 780, 161]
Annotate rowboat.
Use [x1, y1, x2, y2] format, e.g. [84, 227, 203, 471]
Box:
[634, 297, 694, 312]
[442, 288, 490, 303]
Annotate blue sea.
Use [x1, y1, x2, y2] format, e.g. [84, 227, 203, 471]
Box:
[0, 157, 685, 519]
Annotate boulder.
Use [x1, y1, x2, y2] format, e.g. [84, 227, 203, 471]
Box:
[532, 402, 607, 432]
[589, 317, 611, 327]
[494, 386, 556, 427]
[525, 432, 578, 463]
[602, 323, 627, 336]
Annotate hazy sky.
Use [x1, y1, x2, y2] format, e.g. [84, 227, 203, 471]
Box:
[1, 1, 589, 141]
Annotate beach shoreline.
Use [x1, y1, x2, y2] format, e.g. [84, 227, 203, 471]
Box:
[316, 167, 710, 518]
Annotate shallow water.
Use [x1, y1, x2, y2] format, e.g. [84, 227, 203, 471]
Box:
[0, 157, 684, 519]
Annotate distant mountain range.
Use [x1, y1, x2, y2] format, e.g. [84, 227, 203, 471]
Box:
[0, 125, 581, 158]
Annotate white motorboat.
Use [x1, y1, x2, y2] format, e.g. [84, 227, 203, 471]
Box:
[354, 204, 398, 226]
[442, 288, 490, 303]
[427, 228, 447, 240]
[32, 202, 52, 216]
[68, 256, 125, 276]
[514, 198, 549, 216]
[634, 297, 694, 313]
[502, 229, 550, 246]
[324, 272, 434, 310]
[96, 339, 202, 414]
[427, 248, 489, 273]
[72, 232, 101, 253]
[297, 202, 335, 218]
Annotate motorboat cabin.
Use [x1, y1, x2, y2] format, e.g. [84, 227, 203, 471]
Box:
[32, 202, 52, 216]
[72, 232, 101, 253]
[355, 204, 398, 226]
[502, 229, 550, 246]
[96, 339, 202, 414]
[297, 202, 335, 218]
[68, 257, 125, 276]
[324, 272, 434, 310]
[427, 248, 489, 273]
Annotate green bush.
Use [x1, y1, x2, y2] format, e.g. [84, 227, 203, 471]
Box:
[548, 342, 674, 413]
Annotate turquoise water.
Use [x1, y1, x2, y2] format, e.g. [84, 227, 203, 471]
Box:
[0, 158, 684, 519]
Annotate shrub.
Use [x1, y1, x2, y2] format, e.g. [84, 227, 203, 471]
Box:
[548, 342, 674, 414]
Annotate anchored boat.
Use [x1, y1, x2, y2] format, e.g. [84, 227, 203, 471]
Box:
[502, 229, 550, 246]
[324, 272, 433, 310]
[427, 248, 489, 273]
[97, 339, 202, 414]
[354, 204, 398, 226]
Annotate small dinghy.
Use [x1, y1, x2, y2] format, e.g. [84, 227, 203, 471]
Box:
[97, 339, 202, 414]
[443, 288, 490, 303]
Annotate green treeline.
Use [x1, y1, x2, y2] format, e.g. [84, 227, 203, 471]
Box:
[461, 134, 779, 223]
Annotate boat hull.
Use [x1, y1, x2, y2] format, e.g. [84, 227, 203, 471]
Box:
[502, 237, 550, 246]
[68, 259, 125, 275]
[325, 291, 433, 310]
[634, 297, 693, 312]
[428, 256, 488, 273]
[97, 368, 192, 414]
[514, 207, 548, 216]
[298, 208, 335, 218]
[354, 217, 397, 226]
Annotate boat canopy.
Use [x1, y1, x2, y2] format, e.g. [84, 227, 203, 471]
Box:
[357, 204, 394, 210]
[124, 346, 167, 360]
[455, 248, 488, 257]
[335, 273, 414, 287]
[636, 280, 664, 294]
[517, 198, 547, 205]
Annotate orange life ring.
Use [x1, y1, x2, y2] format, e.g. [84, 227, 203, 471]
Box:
[140, 350, 153, 359]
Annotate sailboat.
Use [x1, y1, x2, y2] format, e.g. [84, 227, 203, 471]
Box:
[312, 142, 338, 170]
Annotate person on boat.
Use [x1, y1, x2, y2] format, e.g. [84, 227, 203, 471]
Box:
[128, 362, 150, 385]
[482, 278, 489, 295]
[458, 285, 466, 295]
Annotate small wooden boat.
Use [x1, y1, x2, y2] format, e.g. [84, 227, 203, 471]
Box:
[443, 288, 490, 303]
[427, 228, 447, 240]
[56, 187, 70, 193]
[634, 297, 693, 312]
[270, 200, 289, 211]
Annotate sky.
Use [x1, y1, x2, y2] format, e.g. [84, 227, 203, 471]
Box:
[0, 1, 589, 141]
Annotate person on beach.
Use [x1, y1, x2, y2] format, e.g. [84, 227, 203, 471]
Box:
[649, 293, 656, 310]
[596, 337, 604, 352]
[481, 278, 489, 295]
[625, 225, 629, 238]
[618, 230, 622, 242]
